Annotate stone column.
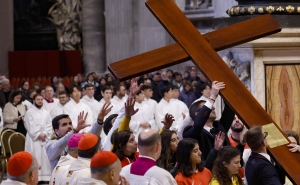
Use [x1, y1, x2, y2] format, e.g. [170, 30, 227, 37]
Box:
[0, 0, 14, 76]
[82, 0, 106, 75]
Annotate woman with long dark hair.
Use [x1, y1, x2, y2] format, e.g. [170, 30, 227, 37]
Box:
[156, 130, 178, 172]
[111, 130, 139, 167]
[19, 81, 30, 101]
[210, 146, 243, 185]
[3, 90, 27, 136]
[175, 138, 212, 185]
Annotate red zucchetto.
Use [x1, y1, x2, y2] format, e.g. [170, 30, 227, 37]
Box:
[91, 151, 118, 167]
[78, 134, 99, 150]
[8, 151, 33, 176]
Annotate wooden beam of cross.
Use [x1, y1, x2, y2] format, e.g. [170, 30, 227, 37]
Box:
[108, 14, 280, 81]
[109, 0, 300, 184]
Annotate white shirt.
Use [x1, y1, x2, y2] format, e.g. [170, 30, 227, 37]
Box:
[129, 102, 156, 141]
[1, 179, 27, 185]
[22, 100, 33, 110]
[50, 103, 65, 119]
[155, 98, 182, 131]
[110, 96, 126, 113]
[49, 154, 76, 185]
[63, 98, 93, 133]
[81, 95, 99, 123]
[42, 98, 59, 112]
[62, 157, 91, 185]
[120, 156, 177, 185]
[142, 98, 157, 117]
[78, 178, 107, 185]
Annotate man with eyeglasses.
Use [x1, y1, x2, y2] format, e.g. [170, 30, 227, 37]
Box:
[50, 91, 69, 119]
[245, 126, 285, 185]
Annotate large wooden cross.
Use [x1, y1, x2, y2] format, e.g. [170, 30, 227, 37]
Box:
[108, 0, 300, 183]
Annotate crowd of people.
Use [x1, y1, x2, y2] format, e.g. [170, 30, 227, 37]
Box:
[0, 67, 299, 185]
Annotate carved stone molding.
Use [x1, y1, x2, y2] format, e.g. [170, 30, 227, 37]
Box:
[227, 5, 300, 16]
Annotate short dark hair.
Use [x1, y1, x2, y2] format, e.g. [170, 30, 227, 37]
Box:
[9, 90, 23, 105]
[78, 135, 101, 158]
[160, 86, 172, 98]
[114, 84, 125, 93]
[58, 91, 68, 96]
[103, 114, 118, 135]
[183, 81, 192, 88]
[33, 93, 43, 100]
[138, 132, 161, 147]
[84, 83, 94, 89]
[175, 138, 204, 177]
[141, 85, 152, 91]
[173, 72, 182, 78]
[36, 88, 44, 94]
[166, 69, 173, 74]
[171, 85, 179, 90]
[245, 126, 264, 151]
[136, 89, 143, 96]
[189, 100, 206, 120]
[199, 82, 211, 93]
[69, 85, 81, 94]
[101, 86, 111, 94]
[52, 114, 71, 132]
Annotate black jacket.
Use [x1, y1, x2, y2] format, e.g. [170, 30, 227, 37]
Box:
[245, 152, 285, 185]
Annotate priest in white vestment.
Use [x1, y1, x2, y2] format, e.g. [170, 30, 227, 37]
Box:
[171, 85, 189, 129]
[155, 86, 180, 131]
[81, 84, 99, 123]
[94, 87, 118, 145]
[110, 85, 126, 113]
[63, 134, 101, 185]
[49, 133, 83, 185]
[141, 85, 157, 118]
[24, 94, 52, 182]
[50, 91, 69, 119]
[129, 90, 156, 141]
[42, 86, 59, 112]
[120, 129, 177, 185]
[78, 151, 128, 185]
[64, 86, 93, 133]
[2, 152, 39, 185]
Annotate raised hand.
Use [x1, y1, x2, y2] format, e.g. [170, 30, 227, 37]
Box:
[210, 81, 225, 99]
[214, 131, 225, 150]
[119, 176, 130, 185]
[76, 111, 91, 132]
[125, 97, 139, 118]
[129, 77, 143, 97]
[98, 102, 113, 121]
[161, 113, 175, 130]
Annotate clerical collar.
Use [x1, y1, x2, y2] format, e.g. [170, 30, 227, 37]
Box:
[44, 98, 54, 103]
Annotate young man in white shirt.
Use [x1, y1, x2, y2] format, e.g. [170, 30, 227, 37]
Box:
[64, 86, 93, 133]
[81, 84, 99, 123]
[111, 85, 126, 113]
[141, 85, 157, 118]
[129, 90, 156, 141]
[50, 91, 69, 119]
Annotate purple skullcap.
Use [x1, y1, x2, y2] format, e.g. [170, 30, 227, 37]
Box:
[68, 133, 84, 148]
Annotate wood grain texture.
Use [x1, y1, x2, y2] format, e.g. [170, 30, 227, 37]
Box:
[266, 65, 300, 138]
[108, 14, 281, 81]
[145, 0, 299, 183]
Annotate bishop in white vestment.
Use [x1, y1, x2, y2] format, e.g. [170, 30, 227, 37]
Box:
[24, 95, 52, 181]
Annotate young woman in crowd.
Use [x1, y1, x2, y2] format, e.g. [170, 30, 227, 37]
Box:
[81, 72, 99, 88]
[156, 130, 179, 173]
[55, 82, 67, 97]
[3, 90, 27, 136]
[210, 146, 243, 185]
[51, 76, 59, 91]
[111, 130, 139, 167]
[19, 81, 30, 101]
[175, 138, 212, 185]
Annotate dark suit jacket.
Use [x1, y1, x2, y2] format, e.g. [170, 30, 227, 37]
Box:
[183, 103, 235, 160]
[245, 152, 285, 185]
[0, 90, 6, 110]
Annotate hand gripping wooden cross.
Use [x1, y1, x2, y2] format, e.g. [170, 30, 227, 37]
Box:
[108, 0, 300, 183]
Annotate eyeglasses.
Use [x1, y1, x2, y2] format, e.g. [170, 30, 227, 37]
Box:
[264, 132, 268, 139]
